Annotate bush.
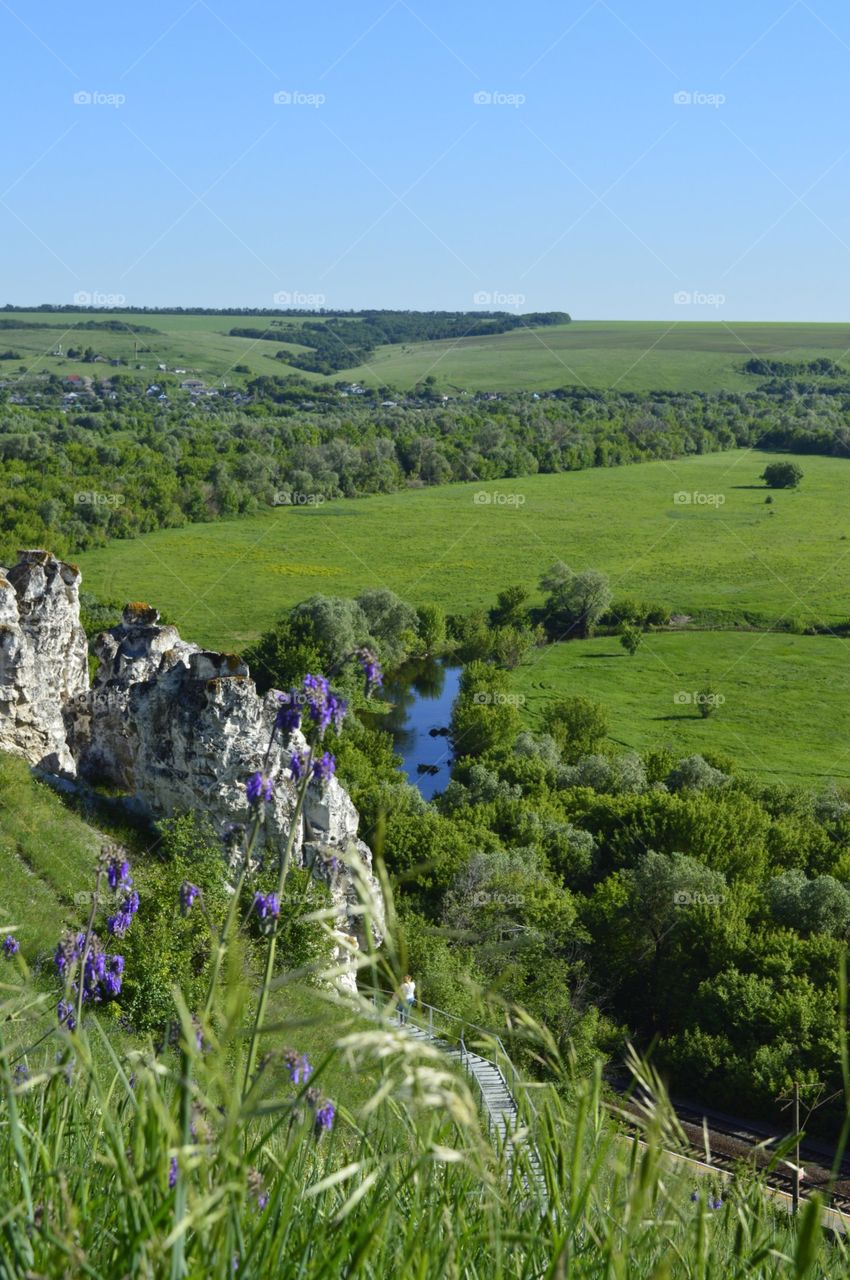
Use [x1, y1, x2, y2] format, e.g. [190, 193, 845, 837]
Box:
[761, 461, 803, 489]
[541, 696, 609, 764]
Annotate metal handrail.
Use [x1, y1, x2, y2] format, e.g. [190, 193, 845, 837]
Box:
[371, 986, 539, 1128]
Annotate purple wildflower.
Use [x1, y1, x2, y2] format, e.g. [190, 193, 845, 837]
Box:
[302, 674, 347, 735]
[315, 1101, 335, 1133]
[246, 771, 274, 805]
[690, 1191, 699, 1202]
[180, 882, 200, 915]
[283, 1049, 312, 1085]
[711, 1196, 723, 1210]
[274, 690, 302, 737]
[54, 932, 85, 977]
[3, 936, 19, 957]
[312, 751, 336, 784]
[247, 1168, 267, 1210]
[253, 892, 281, 921]
[169, 1157, 178, 1189]
[107, 890, 139, 938]
[107, 856, 132, 892]
[57, 1000, 76, 1032]
[289, 751, 305, 782]
[13, 1064, 29, 1086]
[358, 650, 383, 694]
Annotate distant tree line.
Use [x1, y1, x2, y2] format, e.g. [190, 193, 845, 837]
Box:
[230, 310, 571, 373]
[0, 377, 847, 563]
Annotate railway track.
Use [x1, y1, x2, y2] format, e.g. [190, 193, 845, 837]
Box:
[606, 1077, 850, 1216]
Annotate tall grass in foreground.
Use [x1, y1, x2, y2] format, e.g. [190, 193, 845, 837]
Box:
[3, 951, 849, 1276]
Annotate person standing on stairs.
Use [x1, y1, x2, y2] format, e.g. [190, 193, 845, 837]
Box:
[398, 975, 416, 1024]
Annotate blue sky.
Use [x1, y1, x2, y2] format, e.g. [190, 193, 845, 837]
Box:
[2, 0, 850, 318]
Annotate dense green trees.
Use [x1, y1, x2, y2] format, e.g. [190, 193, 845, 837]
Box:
[0, 378, 838, 565]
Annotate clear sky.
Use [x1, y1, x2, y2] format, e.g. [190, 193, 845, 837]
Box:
[2, 0, 849, 319]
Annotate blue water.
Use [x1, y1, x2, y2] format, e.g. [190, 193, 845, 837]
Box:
[367, 658, 461, 800]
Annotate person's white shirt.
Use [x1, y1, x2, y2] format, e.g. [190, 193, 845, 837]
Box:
[401, 979, 415, 1002]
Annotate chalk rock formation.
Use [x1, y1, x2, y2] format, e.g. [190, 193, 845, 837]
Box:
[82, 603, 384, 964]
[0, 553, 384, 988]
[0, 551, 88, 773]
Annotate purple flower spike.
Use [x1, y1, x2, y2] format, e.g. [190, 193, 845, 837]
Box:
[359, 651, 383, 694]
[107, 890, 139, 938]
[107, 857, 132, 892]
[289, 751, 305, 782]
[302, 674, 347, 735]
[274, 691, 302, 737]
[57, 1000, 76, 1031]
[316, 1101, 335, 1132]
[3, 936, 19, 957]
[246, 772, 274, 805]
[253, 892, 281, 921]
[169, 1157, 178, 1189]
[180, 882, 200, 915]
[312, 751, 336, 784]
[283, 1048, 312, 1085]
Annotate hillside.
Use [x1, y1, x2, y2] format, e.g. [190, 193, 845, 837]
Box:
[2, 309, 850, 390]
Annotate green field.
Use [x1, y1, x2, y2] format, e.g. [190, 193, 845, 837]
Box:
[344, 319, 850, 392]
[513, 630, 850, 786]
[78, 451, 850, 653]
[4, 312, 850, 391]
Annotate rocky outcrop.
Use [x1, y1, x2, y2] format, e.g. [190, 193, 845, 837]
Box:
[0, 553, 384, 986]
[0, 551, 88, 773]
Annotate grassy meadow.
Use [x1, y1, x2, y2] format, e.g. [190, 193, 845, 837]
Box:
[78, 450, 850, 651]
[4, 311, 850, 390]
[513, 630, 850, 786]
